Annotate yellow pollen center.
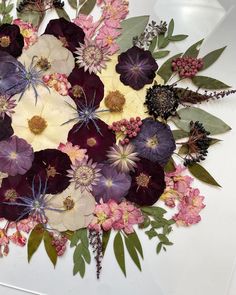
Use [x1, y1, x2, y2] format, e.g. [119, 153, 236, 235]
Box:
[4, 189, 18, 202]
[146, 135, 159, 149]
[28, 115, 47, 135]
[98, 212, 108, 223]
[71, 85, 83, 98]
[105, 179, 113, 187]
[9, 152, 17, 160]
[105, 90, 126, 112]
[36, 57, 51, 71]
[136, 173, 151, 189]
[106, 36, 113, 45]
[87, 137, 97, 147]
[0, 36, 10, 47]
[46, 165, 57, 178]
[63, 196, 75, 210]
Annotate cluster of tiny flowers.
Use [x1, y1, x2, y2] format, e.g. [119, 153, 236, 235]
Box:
[51, 233, 68, 256]
[161, 165, 205, 226]
[13, 19, 38, 49]
[172, 56, 204, 78]
[89, 199, 144, 234]
[43, 73, 71, 96]
[108, 117, 142, 145]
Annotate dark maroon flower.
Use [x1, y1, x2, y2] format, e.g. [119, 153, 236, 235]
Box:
[0, 175, 32, 221]
[116, 46, 158, 90]
[126, 158, 166, 206]
[44, 18, 85, 53]
[68, 119, 116, 162]
[26, 149, 71, 194]
[68, 67, 104, 106]
[0, 115, 13, 141]
[0, 24, 24, 58]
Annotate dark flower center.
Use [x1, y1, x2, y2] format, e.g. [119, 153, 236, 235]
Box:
[83, 45, 103, 66]
[136, 173, 151, 189]
[59, 36, 69, 47]
[71, 85, 83, 98]
[105, 90, 126, 112]
[4, 189, 18, 202]
[131, 65, 141, 74]
[28, 115, 47, 135]
[87, 137, 97, 147]
[63, 196, 75, 210]
[146, 135, 159, 149]
[36, 57, 51, 71]
[46, 165, 57, 178]
[0, 36, 10, 48]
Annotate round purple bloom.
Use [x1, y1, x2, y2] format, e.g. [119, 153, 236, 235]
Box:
[44, 18, 85, 53]
[131, 118, 176, 166]
[0, 115, 13, 141]
[126, 158, 166, 206]
[26, 149, 71, 194]
[68, 119, 116, 162]
[0, 136, 34, 176]
[0, 24, 24, 58]
[116, 46, 158, 90]
[92, 164, 131, 203]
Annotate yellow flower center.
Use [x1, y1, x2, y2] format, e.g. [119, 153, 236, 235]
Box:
[146, 135, 159, 149]
[46, 165, 57, 178]
[105, 178, 113, 187]
[4, 189, 17, 202]
[63, 196, 75, 210]
[28, 115, 47, 135]
[105, 90, 126, 112]
[71, 85, 83, 98]
[87, 137, 97, 147]
[36, 57, 51, 71]
[97, 212, 108, 223]
[106, 36, 113, 45]
[9, 152, 18, 160]
[136, 173, 151, 189]
[0, 36, 10, 47]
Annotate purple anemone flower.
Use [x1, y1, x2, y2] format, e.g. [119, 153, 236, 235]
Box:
[126, 157, 166, 206]
[44, 18, 85, 53]
[0, 136, 34, 176]
[0, 115, 13, 141]
[116, 46, 158, 90]
[0, 24, 24, 58]
[131, 118, 176, 166]
[92, 164, 131, 203]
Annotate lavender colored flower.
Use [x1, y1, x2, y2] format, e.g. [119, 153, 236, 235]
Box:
[0, 94, 16, 119]
[92, 164, 131, 203]
[131, 118, 176, 166]
[116, 46, 158, 90]
[0, 136, 34, 176]
[0, 115, 13, 141]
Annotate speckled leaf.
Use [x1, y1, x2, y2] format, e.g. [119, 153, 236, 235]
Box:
[44, 230, 57, 267]
[124, 236, 141, 271]
[27, 224, 44, 263]
[183, 39, 204, 58]
[79, 0, 96, 15]
[188, 163, 221, 187]
[192, 76, 230, 90]
[168, 34, 188, 41]
[117, 16, 149, 52]
[55, 8, 70, 21]
[113, 232, 126, 276]
[153, 50, 170, 59]
[157, 53, 182, 83]
[102, 230, 111, 255]
[201, 46, 226, 71]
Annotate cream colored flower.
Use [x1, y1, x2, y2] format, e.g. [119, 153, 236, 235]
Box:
[97, 55, 164, 125]
[18, 35, 75, 75]
[11, 87, 77, 151]
[45, 184, 96, 231]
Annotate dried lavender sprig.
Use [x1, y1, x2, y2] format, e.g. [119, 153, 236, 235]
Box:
[88, 229, 103, 279]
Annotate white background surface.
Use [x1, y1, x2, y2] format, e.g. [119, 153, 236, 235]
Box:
[1, 0, 236, 294]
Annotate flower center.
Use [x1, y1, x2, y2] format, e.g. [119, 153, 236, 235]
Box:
[71, 85, 83, 98]
[9, 152, 18, 160]
[105, 178, 113, 188]
[46, 165, 57, 178]
[146, 135, 159, 149]
[87, 137, 97, 147]
[97, 212, 108, 223]
[106, 36, 113, 45]
[59, 36, 69, 47]
[136, 173, 151, 189]
[4, 189, 17, 202]
[63, 196, 75, 210]
[0, 36, 10, 47]
[75, 166, 95, 186]
[36, 57, 51, 71]
[105, 90, 126, 112]
[28, 115, 47, 135]
[131, 65, 141, 74]
[83, 45, 103, 66]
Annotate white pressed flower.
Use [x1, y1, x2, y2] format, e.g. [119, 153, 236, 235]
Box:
[45, 184, 96, 232]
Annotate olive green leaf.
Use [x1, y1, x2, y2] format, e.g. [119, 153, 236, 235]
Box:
[157, 53, 182, 83]
[128, 231, 143, 259]
[192, 76, 230, 90]
[116, 15, 149, 52]
[44, 230, 57, 267]
[102, 230, 111, 255]
[172, 129, 189, 140]
[164, 157, 176, 173]
[27, 224, 44, 263]
[158, 36, 169, 49]
[17, 10, 45, 27]
[153, 50, 170, 59]
[138, 215, 151, 229]
[178, 144, 189, 155]
[55, 8, 70, 21]
[183, 39, 204, 58]
[167, 19, 174, 37]
[113, 232, 126, 276]
[141, 206, 167, 217]
[79, 0, 96, 15]
[124, 235, 141, 271]
[79, 0, 87, 4]
[73, 256, 85, 277]
[209, 138, 222, 145]
[200, 46, 226, 71]
[188, 163, 221, 187]
[168, 34, 188, 41]
[156, 242, 163, 254]
[68, 0, 77, 9]
[149, 36, 157, 53]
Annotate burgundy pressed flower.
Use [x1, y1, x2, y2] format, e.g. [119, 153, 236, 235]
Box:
[0, 115, 13, 141]
[116, 46, 158, 90]
[68, 119, 116, 162]
[44, 18, 85, 53]
[0, 24, 24, 58]
[68, 67, 104, 106]
[126, 158, 166, 206]
[26, 149, 71, 194]
[0, 175, 32, 221]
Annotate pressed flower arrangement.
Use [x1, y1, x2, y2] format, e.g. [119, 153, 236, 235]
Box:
[0, 0, 235, 279]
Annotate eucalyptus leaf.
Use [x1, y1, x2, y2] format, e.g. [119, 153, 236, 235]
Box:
[113, 232, 126, 276]
[116, 15, 149, 53]
[149, 36, 157, 53]
[168, 34, 188, 41]
[44, 230, 57, 267]
[128, 231, 143, 259]
[192, 76, 230, 90]
[55, 8, 70, 21]
[172, 129, 189, 140]
[124, 236, 141, 271]
[70, 231, 80, 247]
[102, 230, 111, 255]
[68, 0, 77, 9]
[157, 53, 182, 83]
[183, 39, 204, 58]
[188, 163, 221, 187]
[201, 46, 226, 71]
[153, 50, 170, 59]
[79, 0, 96, 15]
[27, 224, 44, 263]
[167, 19, 174, 37]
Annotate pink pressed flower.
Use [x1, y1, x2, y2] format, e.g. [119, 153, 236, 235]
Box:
[73, 14, 99, 39]
[104, 19, 121, 29]
[0, 229, 9, 246]
[97, 0, 104, 5]
[43, 73, 71, 96]
[10, 217, 37, 233]
[89, 202, 114, 231]
[9, 231, 27, 247]
[102, 0, 129, 21]
[58, 142, 87, 164]
[97, 25, 120, 54]
[13, 19, 38, 49]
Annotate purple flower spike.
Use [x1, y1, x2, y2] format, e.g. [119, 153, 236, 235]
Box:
[0, 136, 34, 176]
[116, 46, 158, 90]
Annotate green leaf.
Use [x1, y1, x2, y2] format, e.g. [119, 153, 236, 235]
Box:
[167, 19, 174, 37]
[102, 230, 111, 255]
[149, 36, 157, 53]
[172, 129, 189, 140]
[73, 243, 83, 263]
[145, 228, 157, 239]
[27, 224, 44, 263]
[156, 242, 162, 254]
[172, 107, 231, 135]
[17, 10, 45, 27]
[68, 0, 77, 9]
[73, 256, 85, 277]
[142, 206, 167, 217]
[168, 34, 188, 41]
[201, 46, 226, 71]
[178, 144, 189, 155]
[138, 215, 150, 229]
[117, 16, 149, 53]
[209, 138, 222, 146]
[81, 245, 91, 264]
[5, 4, 14, 14]
[153, 50, 170, 59]
[79, 0, 86, 4]
[70, 231, 80, 247]
[188, 163, 221, 187]
[192, 76, 230, 90]
[159, 37, 169, 49]
[124, 236, 141, 271]
[44, 231, 57, 267]
[183, 39, 204, 58]
[164, 157, 176, 173]
[80, 228, 89, 247]
[113, 232, 126, 276]
[2, 14, 12, 24]
[158, 34, 165, 49]
[79, 0, 96, 15]
[55, 8, 70, 21]
[157, 234, 170, 244]
[157, 53, 182, 83]
[128, 231, 143, 259]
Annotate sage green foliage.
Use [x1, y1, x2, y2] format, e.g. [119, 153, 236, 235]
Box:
[0, 0, 13, 25]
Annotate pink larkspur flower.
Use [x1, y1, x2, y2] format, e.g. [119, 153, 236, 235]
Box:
[97, 25, 121, 54]
[89, 202, 115, 231]
[0, 229, 9, 246]
[102, 0, 129, 21]
[73, 14, 99, 39]
[9, 216, 37, 233]
[13, 19, 38, 49]
[43, 73, 71, 96]
[58, 142, 87, 164]
[9, 231, 26, 247]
